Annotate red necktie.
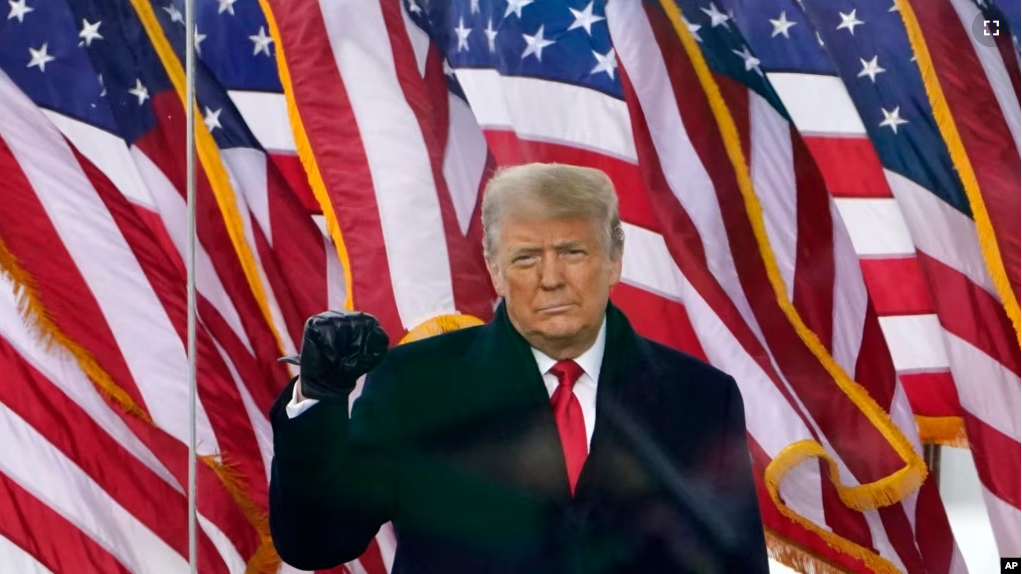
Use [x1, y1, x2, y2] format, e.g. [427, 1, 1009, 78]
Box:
[549, 359, 587, 495]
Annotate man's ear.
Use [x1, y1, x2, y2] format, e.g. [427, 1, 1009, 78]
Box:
[608, 250, 623, 288]
[486, 257, 506, 298]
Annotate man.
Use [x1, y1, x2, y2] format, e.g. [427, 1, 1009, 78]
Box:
[269, 163, 769, 573]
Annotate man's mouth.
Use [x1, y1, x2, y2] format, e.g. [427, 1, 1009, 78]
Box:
[537, 304, 574, 314]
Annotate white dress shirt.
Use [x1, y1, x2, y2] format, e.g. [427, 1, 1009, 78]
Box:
[285, 319, 608, 452]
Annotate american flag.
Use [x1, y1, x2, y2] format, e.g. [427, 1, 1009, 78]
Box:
[0, 0, 326, 570]
[708, 0, 1020, 559]
[265, 0, 970, 571]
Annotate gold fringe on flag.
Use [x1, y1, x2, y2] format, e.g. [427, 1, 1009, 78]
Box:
[765, 528, 855, 574]
[0, 235, 276, 572]
[895, 0, 1020, 344]
[258, 0, 356, 312]
[658, 0, 928, 507]
[129, 0, 291, 356]
[916, 415, 969, 449]
[657, 0, 931, 570]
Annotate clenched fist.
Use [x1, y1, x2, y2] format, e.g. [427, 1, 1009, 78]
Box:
[280, 310, 389, 401]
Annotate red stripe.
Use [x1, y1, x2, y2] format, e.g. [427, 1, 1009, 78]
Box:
[908, 0, 1021, 302]
[913, 476, 956, 574]
[137, 93, 289, 415]
[77, 143, 272, 508]
[859, 257, 934, 316]
[918, 252, 1020, 376]
[643, 6, 905, 482]
[0, 473, 131, 574]
[962, 411, 1022, 509]
[818, 460, 877, 557]
[610, 282, 706, 361]
[746, 438, 876, 573]
[480, 130, 660, 233]
[620, 67, 822, 451]
[264, 159, 330, 342]
[789, 126, 836, 354]
[380, 3, 496, 324]
[801, 136, 892, 199]
[899, 371, 961, 418]
[269, 0, 405, 339]
[0, 337, 229, 574]
[852, 303, 898, 412]
[0, 137, 151, 420]
[267, 152, 322, 215]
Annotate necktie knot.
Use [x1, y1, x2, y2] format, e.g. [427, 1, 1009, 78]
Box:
[549, 359, 584, 389]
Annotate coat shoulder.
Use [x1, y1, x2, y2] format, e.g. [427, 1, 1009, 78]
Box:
[643, 338, 738, 396]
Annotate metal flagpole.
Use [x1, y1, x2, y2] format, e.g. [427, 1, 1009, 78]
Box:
[183, 0, 200, 570]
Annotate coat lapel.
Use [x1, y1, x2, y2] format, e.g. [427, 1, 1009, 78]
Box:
[572, 304, 667, 513]
[463, 302, 573, 506]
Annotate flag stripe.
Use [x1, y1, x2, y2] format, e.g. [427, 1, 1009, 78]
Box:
[0, 474, 131, 574]
[859, 257, 934, 316]
[270, 0, 404, 337]
[801, 135, 891, 199]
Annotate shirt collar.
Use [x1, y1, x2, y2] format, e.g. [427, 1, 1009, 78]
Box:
[530, 316, 607, 383]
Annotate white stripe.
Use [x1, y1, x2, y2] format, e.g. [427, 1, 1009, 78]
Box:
[949, 0, 1021, 155]
[609, 0, 762, 346]
[0, 276, 180, 492]
[0, 404, 188, 574]
[0, 74, 220, 456]
[210, 337, 274, 485]
[861, 508, 908, 573]
[833, 197, 915, 256]
[222, 149, 298, 356]
[620, 222, 827, 524]
[766, 73, 866, 136]
[829, 199, 869, 377]
[400, 0, 430, 78]
[884, 169, 997, 295]
[444, 93, 488, 236]
[1, 276, 248, 573]
[981, 483, 1022, 557]
[41, 111, 157, 212]
[878, 314, 950, 372]
[377, 523, 398, 573]
[455, 69, 638, 162]
[0, 534, 53, 574]
[749, 91, 798, 303]
[320, 0, 455, 330]
[944, 331, 1021, 443]
[325, 234, 348, 311]
[130, 147, 256, 357]
[228, 91, 297, 154]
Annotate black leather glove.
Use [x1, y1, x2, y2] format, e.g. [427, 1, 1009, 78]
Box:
[278, 310, 389, 401]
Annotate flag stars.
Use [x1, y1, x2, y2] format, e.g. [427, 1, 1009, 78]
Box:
[732, 45, 762, 75]
[569, 1, 605, 36]
[701, 3, 730, 29]
[250, 26, 273, 56]
[79, 19, 103, 47]
[770, 11, 796, 39]
[521, 24, 555, 62]
[129, 79, 150, 106]
[194, 26, 207, 54]
[27, 43, 54, 72]
[590, 48, 616, 79]
[858, 56, 886, 82]
[98, 74, 106, 97]
[8, 0, 32, 23]
[163, 3, 183, 25]
[888, 1, 900, 12]
[505, 0, 534, 19]
[470, 0, 480, 14]
[879, 106, 908, 133]
[484, 19, 499, 53]
[407, 0, 422, 15]
[683, 16, 701, 41]
[837, 9, 864, 35]
[455, 17, 472, 52]
[218, 0, 237, 15]
[204, 107, 222, 132]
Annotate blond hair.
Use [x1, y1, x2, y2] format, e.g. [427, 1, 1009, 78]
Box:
[481, 163, 625, 260]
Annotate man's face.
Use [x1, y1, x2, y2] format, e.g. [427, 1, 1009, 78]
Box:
[487, 212, 622, 356]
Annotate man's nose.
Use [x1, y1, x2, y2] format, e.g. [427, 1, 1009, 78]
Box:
[538, 254, 565, 289]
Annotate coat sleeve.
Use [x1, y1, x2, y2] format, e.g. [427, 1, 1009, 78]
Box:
[712, 376, 769, 573]
[268, 361, 403, 570]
